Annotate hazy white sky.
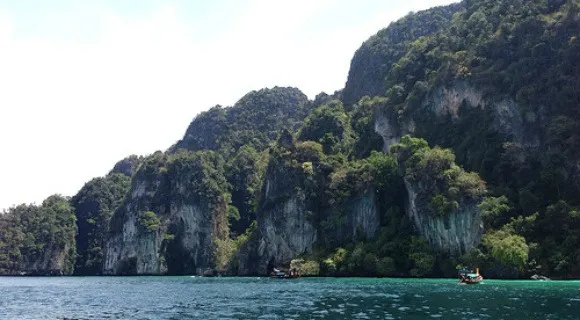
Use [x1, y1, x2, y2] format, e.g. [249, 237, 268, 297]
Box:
[0, 0, 457, 210]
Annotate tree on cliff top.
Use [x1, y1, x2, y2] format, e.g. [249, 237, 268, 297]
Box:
[391, 135, 486, 216]
[0, 195, 77, 275]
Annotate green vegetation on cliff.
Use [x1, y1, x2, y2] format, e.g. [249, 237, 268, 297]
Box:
[338, 0, 579, 278]
[0, 196, 77, 275]
[2, 0, 579, 278]
[72, 173, 131, 275]
[392, 135, 486, 217]
[105, 149, 232, 275]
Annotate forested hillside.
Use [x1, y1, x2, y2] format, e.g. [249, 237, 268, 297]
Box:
[342, 0, 580, 278]
[1, 0, 578, 278]
[0, 196, 76, 275]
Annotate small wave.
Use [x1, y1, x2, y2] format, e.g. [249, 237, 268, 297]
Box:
[353, 312, 370, 319]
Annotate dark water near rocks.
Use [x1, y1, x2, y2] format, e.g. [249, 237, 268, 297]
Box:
[0, 277, 579, 319]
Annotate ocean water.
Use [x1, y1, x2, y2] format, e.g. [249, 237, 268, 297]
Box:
[0, 277, 579, 319]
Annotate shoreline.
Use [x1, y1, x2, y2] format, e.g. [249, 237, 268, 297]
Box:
[0, 274, 577, 281]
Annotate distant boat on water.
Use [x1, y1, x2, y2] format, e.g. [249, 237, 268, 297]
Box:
[458, 267, 483, 284]
[270, 267, 301, 279]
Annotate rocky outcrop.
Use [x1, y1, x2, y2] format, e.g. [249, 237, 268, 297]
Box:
[423, 81, 540, 147]
[374, 81, 541, 152]
[102, 177, 165, 275]
[234, 186, 381, 276]
[404, 179, 483, 256]
[172, 87, 311, 153]
[255, 193, 317, 275]
[103, 152, 229, 275]
[531, 274, 551, 281]
[374, 107, 413, 152]
[327, 187, 381, 245]
[0, 196, 77, 276]
[103, 202, 165, 275]
[344, 187, 380, 241]
[342, 4, 461, 106]
[72, 173, 132, 276]
[103, 199, 220, 275]
[233, 136, 381, 275]
[20, 243, 74, 276]
[110, 155, 143, 177]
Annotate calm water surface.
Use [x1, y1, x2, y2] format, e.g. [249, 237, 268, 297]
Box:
[0, 277, 579, 319]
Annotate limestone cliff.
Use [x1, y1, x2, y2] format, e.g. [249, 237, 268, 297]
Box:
[0, 196, 76, 276]
[339, 187, 380, 242]
[320, 187, 381, 247]
[232, 135, 382, 275]
[19, 243, 75, 276]
[374, 80, 542, 153]
[254, 192, 317, 275]
[242, 138, 318, 275]
[109, 155, 143, 177]
[370, 81, 540, 255]
[404, 179, 483, 256]
[103, 151, 229, 275]
[233, 185, 381, 276]
[391, 135, 487, 256]
[172, 87, 312, 154]
[342, 4, 461, 106]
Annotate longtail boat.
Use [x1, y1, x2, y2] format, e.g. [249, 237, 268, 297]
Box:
[458, 267, 483, 284]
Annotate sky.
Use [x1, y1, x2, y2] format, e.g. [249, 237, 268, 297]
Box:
[0, 0, 458, 211]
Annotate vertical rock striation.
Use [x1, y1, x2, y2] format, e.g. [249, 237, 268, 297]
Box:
[404, 179, 483, 256]
[103, 152, 229, 275]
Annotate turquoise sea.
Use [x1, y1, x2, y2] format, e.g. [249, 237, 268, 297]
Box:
[0, 277, 579, 319]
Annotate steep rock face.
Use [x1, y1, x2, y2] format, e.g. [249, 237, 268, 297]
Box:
[325, 187, 381, 245]
[244, 147, 318, 275]
[20, 243, 74, 276]
[103, 152, 229, 275]
[103, 199, 165, 275]
[235, 185, 381, 276]
[375, 81, 541, 152]
[404, 179, 483, 256]
[374, 107, 413, 153]
[233, 134, 383, 275]
[72, 173, 131, 276]
[103, 197, 218, 275]
[102, 177, 165, 275]
[110, 155, 143, 177]
[172, 87, 311, 153]
[0, 196, 76, 276]
[343, 187, 380, 241]
[255, 193, 317, 275]
[422, 81, 541, 147]
[104, 185, 224, 274]
[342, 4, 461, 106]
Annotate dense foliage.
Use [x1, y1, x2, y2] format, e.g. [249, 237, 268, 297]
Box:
[342, 2, 462, 105]
[392, 135, 486, 216]
[2, 0, 579, 278]
[0, 196, 77, 275]
[343, 0, 580, 278]
[298, 100, 353, 155]
[225, 146, 267, 236]
[173, 87, 312, 158]
[71, 173, 131, 275]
